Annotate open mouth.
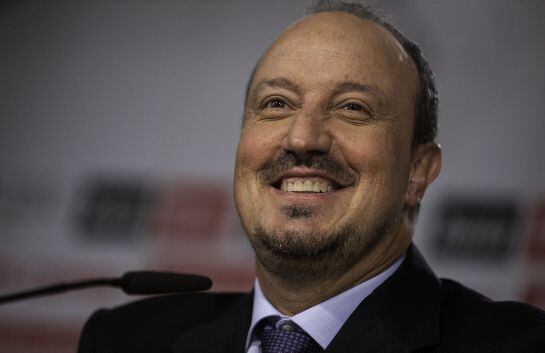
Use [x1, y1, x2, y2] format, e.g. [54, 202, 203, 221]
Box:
[271, 177, 342, 193]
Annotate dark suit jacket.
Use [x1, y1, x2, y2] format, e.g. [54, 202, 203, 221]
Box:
[78, 246, 545, 352]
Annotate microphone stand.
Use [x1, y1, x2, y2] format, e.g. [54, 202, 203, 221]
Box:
[0, 271, 212, 305]
[0, 277, 121, 305]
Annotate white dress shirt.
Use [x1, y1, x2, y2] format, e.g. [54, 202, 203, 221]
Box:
[246, 254, 405, 352]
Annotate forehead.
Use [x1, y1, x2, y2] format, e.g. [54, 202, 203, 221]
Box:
[251, 12, 418, 103]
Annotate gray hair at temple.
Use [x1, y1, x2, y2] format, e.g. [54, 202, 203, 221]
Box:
[244, 0, 438, 147]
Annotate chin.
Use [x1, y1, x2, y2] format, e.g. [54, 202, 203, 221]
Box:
[250, 204, 405, 281]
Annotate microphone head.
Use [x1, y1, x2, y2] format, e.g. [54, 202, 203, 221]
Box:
[120, 271, 212, 295]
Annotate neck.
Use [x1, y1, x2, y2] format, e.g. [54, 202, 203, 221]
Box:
[256, 232, 410, 316]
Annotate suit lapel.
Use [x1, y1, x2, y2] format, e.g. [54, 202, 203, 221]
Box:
[326, 245, 442, 353]
[168, 245, 441, 353]
[169, 293, 253, 353]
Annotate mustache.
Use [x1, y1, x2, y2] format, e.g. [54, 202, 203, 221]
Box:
[258, 152, 359, 186]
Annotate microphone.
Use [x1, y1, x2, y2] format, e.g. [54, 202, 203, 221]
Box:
[119, 271, 212, 295]
[0, 271, 213, 305]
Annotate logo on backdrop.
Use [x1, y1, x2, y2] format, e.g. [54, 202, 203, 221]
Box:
[76, 178, 228, 241]
[76, 180, 149, 240]
[525, 199, 545, 261]
[433, 196, 518, 261]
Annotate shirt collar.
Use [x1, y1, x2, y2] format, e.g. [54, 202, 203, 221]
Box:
[247, 253, 405, 349]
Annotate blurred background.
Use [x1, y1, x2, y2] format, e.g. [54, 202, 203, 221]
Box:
[1, 0, 544, 351]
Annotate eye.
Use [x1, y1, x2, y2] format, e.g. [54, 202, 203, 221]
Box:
[343, 103, 364, 111]
[337, 100, 371, 115]
[255, 96, 294, 121]
[334, 100, 374, 125]
[263, 98, 287, 109]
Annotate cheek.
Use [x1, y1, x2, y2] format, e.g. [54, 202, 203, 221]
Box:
[236, 123, 286, 169]
[337, 128, 412, 200]
[234, 125, 281, 205]
[338, 128, 406, 171]
[234, 137, 257, 230]
[234, 125, 287, 233]
[235, 133, 262, 181]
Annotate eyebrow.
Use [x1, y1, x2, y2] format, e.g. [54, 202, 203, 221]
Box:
[330, 81, 387, 104]
[254, 77, 301, 95]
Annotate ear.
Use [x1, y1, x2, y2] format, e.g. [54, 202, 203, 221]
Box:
[405, 142, 442, 206]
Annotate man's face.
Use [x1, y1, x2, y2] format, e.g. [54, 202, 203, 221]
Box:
[234, 13, 425, 279]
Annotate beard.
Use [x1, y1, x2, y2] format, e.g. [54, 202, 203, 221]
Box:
[238, 150, 402, 283]
[249, 204, 399, 284]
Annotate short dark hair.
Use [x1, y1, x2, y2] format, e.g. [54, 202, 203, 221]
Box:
[245, 0, 438, 146]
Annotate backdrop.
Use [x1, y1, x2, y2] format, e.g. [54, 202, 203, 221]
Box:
[1, 1, 544, 352]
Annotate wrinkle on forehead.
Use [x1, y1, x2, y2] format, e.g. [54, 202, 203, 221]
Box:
[260, 45, 413, 102]
[259, 12, 418, 88]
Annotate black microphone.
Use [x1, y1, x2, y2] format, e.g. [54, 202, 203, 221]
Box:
[119, 271, 212, 294]
[0, 271, 212, 305]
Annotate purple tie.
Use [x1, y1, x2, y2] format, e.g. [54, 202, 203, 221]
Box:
[259, 317, 323, 353]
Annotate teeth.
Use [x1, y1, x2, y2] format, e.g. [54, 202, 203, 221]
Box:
[280, 180, 334, 193]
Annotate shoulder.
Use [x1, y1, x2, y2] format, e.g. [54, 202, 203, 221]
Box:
[90, 291, 247, 330]
[78, 292, 249, 353]
[439, 278, 545, 352]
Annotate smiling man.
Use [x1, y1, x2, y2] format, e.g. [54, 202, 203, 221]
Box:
[79, 1, 545, 353]
[234, 5, 437, 318]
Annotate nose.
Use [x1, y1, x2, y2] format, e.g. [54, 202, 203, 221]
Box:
[281, 110, 332, 159]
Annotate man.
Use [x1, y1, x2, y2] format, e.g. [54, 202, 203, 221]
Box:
[78, 1, 545, 352]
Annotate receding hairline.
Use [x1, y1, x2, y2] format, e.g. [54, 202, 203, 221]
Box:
[243, 3, 438, 146]
[244, 11, 418, 108]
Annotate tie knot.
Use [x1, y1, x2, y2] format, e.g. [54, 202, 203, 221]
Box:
[259, 317, 323, 353]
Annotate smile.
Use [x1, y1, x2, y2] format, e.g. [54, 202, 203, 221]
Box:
[269, 168, 348, 194]
[279, 178, 333, 193]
